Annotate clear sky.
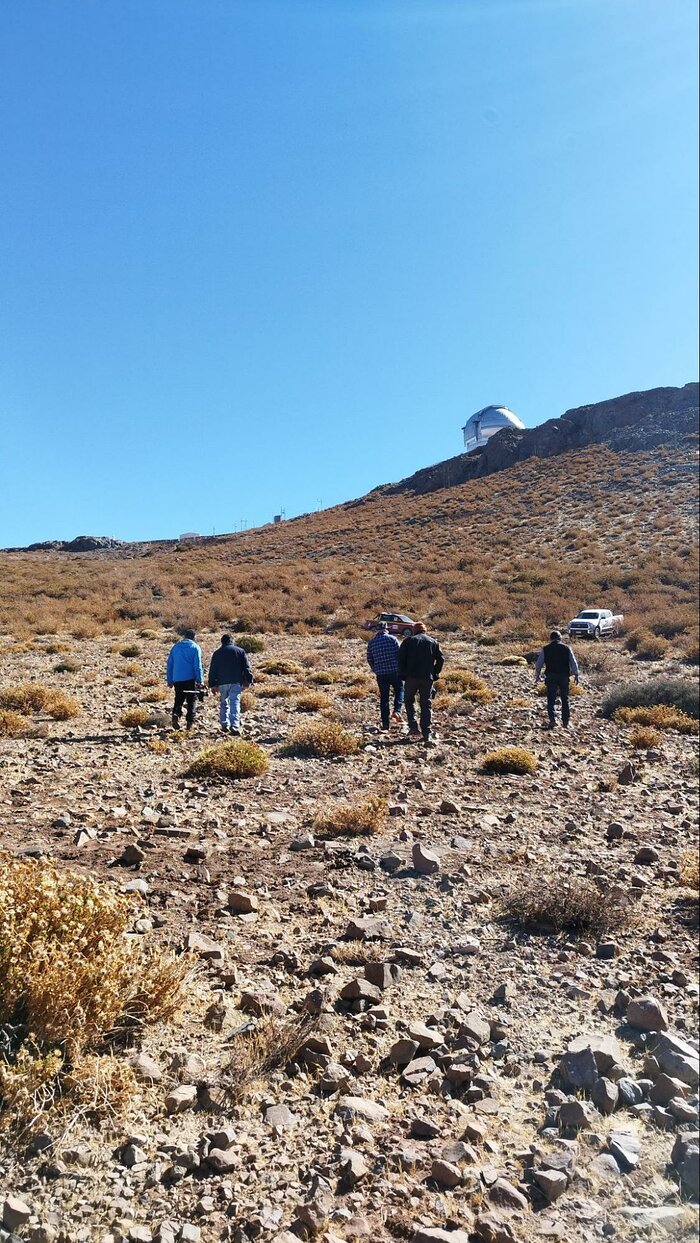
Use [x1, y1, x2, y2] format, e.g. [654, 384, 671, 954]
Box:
[1, 0, 697, 545]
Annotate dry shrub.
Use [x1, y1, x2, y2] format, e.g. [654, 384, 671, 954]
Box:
[142, 686, 167, 703]
[0, 859, 189, 1131]
[53, 660, 79, 674]
[634, 634, 670, 662]
[313, 794, 388, 837]
[257, 683, 293, 699]
[0, 710, 29, 738]
[282, 720, 360, 759]
[482, 747, 537, 775]
[119, 662, 146, 678]
[139, 628, 161, 640]
[119, 707, 151, 728]
[217, 1014, 316, 1100]
[241, 690, 256, 713]
[339, 683, 370, 700]
[536, 681, 584, 697]
[614, 706, 697, 733]
[602, 678, 699, 720]
[0, 684, 80, 720]
[44, 692, 80, 721]
[185, 739, 269, 780]
[630, 726, 661, 749]
[442, 669, 494, 702]
[119, 644, 141, 658]
[680, 853, 699, 893]
[295, 691, 331, 713]
[260, 659, 302, 676]
[499, 654, 528, 666]
[309, 670, 342, 685]
[147, 738, 170, 754]
[504, 875, 630, 938]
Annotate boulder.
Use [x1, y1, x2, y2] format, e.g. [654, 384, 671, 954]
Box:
[627, 996, 669, 1032]
[412, 843, 441, 874]
[651, 1033, 699, 1088]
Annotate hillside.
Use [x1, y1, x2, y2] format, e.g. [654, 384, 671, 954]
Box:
[0, 384, 699, 1241]
[1, 383, 698, 654]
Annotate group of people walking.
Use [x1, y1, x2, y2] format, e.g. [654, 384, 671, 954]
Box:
[166, 622, 579, 739]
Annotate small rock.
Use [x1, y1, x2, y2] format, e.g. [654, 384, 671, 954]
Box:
[129, 1052, 162, 1083]
[489, 1178, 529, 1210]
[559, 1100, 593, 1130]
[592, 1077, 619, 1116]
[412, 1231, 471, 1243]
[336, 1096, 388, 1123]
[431, 1158, 463, 1188]
[608, 1129, 641, 1171]
[339, 979, 382, 1005]
[590, 1153, 621, 1180]
[228, 890, 259, 915]
[344, 916, 384, 941]
[651, 1032, 699, 1088]
[3, 1196, 32, 1231]
[206, 1147, 237, 1174]
[339, 1148, 368, 1188]
[265, 1104, 297, 1130]
[164, 1084, 197, 1115]
[533, 1168, 568, 1202]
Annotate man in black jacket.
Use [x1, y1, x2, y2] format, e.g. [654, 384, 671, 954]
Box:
[534, 629, 580, 729]
[397, 623, 445, 744]
[207, 635, 254, 735]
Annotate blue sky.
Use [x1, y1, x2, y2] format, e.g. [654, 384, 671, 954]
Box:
[1, 0, 697, 545]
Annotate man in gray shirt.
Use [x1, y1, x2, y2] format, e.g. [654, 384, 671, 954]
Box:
[535, 630, 580, 729]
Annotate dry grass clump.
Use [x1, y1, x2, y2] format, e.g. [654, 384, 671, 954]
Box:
[257, 683, 294, 699]
[119, 661, 146, 678]
[147, 737, 170, 754]
[614, 706, 697, 733]
[499, 654, 528, 666]
[482, 747, 537, 775]
[309, 670, 342, 685]
[0, 859, 189, 1132]
[119, 644, 141, 658]
[0, 709, 29, 738]
[119, 707, 152, 728]
[504, 876, 630, 939]
[295, 691, 332, 713]
[0, 684, 80, 720]
[331, 941, 386, 966]
[139, 628, 161, 640]
[442, 669, 494, 702]
[142, 686, 168, 703]
[260, 659, 302, 676]
[680, 852, 699, 893]
[217, 1014, 316, 1100]
[313, 794, 388, 838]
[282, 720, 360, 759]
[241, 690, 256, 713]
[339, 683, 370, 700]
[602, 678, 699, 720]
[630, 726, 661, 749]
[185, 739, 269, 780]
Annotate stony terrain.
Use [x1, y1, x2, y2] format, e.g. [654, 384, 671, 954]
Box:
[0, 628, 698, 1243]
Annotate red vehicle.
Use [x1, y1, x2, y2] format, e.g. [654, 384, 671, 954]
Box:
[363, 611, 422, 638]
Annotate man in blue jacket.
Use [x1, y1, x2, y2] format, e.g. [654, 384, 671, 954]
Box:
[207, 634, 254, 735]
[166, 629, 204, 730]
[367, 621, 404, 731]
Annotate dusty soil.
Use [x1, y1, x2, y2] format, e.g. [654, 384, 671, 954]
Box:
[0, 630, 698, 1243]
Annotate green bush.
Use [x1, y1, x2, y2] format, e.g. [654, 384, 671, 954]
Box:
[281, 720, 360, 759]
[237, 635, 265, 654]
[602, 678, 699, 720]
[186, 739, 269, 780]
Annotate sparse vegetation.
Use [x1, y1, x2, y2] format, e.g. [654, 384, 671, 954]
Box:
[119, 707, 152, 728]
[282, 720, 360, 758]
[602, 677, 699, 720]
[0, 709, 28, 738]
[482, 747, 538, 775]
[0, 859, 189, 1132]
[119, 644, 141, 658]
[295, 691, 331, 713]
[53, 659, 79, 674]
[614, 706, 697, 733]
[260, 659, 302, 676]
[257, 682, 294, 698]
[313, 794, 388, 837]
[217, 1014, 316, 1100]
[185, 739, 269, 780]
[504, 875, 630, 938]
[630, 726, 662, 749]
[442, 669, 494, 701]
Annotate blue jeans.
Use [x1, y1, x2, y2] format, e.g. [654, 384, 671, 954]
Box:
[218, 683, 242, 730]
[376, 675, 404, 728]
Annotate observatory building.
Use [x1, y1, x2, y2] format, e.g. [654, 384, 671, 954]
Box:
[462, 405, 525, 453]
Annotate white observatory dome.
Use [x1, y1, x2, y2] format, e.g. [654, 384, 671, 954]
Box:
[462, 405, 525, 452]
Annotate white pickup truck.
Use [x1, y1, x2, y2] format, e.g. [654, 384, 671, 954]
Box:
[568, 608, 624, 640]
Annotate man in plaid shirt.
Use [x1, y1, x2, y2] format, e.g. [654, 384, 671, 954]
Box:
[367, 622, 404, 730]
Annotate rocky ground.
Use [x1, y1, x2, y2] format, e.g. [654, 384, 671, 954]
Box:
[0, 631, 698, 1243]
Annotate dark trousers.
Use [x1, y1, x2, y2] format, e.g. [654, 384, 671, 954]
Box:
[404, 677, 433, 739]
[376, 674, 404, 728]
[172, 680, 197, 726]
[546, 677, 570, 726]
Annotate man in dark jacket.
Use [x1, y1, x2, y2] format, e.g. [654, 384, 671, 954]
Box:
[207, 635, 254, 735]
[534, 629, 580, 729]
[397, 622, 444, 743]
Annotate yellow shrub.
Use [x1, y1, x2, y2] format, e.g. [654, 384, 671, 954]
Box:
[0, 709, 28, 738]
[442, 670, 494, 702]
[614, 705, 697, 733]
[186, 739, 269, 780]
[282, 720, 360, 758]
[313, 794, 388, 837]
[482, 747, 537, 775]
[119, 707, 152, 728]
[295, 691, 331, 713]
[630, 726, 661, 749]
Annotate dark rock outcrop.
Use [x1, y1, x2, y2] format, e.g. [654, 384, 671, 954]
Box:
[374, 382, 698, 498]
